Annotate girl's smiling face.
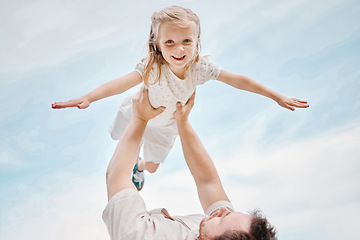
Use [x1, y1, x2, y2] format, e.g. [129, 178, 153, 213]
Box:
[157, 22, 199, 79]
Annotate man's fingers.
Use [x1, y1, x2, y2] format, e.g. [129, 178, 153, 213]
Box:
[132, 86, 165, 120]
[186, 90, 196, 107]
[176, 102, 183, 110]
[155, 106, 166, 115]
[134, 85, 150, 107]
[140, 85, 149, 99]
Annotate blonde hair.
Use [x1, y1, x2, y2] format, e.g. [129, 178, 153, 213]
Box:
[143, 6, 201, 87]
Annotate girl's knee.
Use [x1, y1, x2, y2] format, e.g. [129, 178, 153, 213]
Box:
[146, 162, 160, 173]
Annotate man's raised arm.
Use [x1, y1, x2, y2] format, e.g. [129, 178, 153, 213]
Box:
[174, 92, 230, 213]
[105, 87, 164, 200]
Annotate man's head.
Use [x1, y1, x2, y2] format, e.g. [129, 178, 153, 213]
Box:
[198, 208, 277, 240]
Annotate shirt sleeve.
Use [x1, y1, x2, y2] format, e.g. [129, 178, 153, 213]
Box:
[194, 56, 221, 86]
[102, 188, 150, 240]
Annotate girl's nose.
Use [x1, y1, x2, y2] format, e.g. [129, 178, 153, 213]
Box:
[175, 44, 184, 51]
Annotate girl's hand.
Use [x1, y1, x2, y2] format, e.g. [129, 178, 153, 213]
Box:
[277, 95, 309, 111]
[51, 97, 91, 109]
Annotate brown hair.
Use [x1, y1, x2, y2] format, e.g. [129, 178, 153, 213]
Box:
[142, 6, 201, 87]
[212, 210, 277, 240]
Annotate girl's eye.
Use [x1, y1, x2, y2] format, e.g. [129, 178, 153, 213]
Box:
[184, 39, 191, 43]
[165, 40, 174, 44]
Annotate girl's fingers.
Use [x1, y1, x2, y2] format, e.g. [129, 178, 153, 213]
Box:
[293, 98, 308, 104]
[289, 98, 309, 108]
[77, 101, 89, 109]
[51, 101, 78, 109]
[52, 102, 69, 108]
[287, 104, 295, 111]
[295, 102, 309, 108]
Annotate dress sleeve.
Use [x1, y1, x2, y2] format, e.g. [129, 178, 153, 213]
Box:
[135, 60, 145, 76]
[194, 56, 221, 86]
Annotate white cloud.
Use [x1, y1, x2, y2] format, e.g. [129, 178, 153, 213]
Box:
[146, 124, 360, 239]
[217, 125, 360, 239]
[2, 176, 109, 240]
[73, 26, 119, 45]
[1, 1, 359, 239]
[0, 149, 27, 167]
[2, 124, 359, 239]
[13, 0, 79, 42]
[12, 126, 45, 151]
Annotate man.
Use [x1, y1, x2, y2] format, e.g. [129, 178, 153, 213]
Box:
[103, 86, 277, 240]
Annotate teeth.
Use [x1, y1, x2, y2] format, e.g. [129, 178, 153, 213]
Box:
[173, 55, 185, 60]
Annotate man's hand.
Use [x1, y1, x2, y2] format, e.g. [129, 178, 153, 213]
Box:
[132, 86, 165, 121]
[174, 91, 196, 123]
[106, 86, 165, 200]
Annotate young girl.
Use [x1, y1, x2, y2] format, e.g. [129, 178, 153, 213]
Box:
[52, 6, 309, 191]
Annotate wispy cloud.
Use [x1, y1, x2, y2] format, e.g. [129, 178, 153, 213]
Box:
[73, 26, 120, 45]
[2, 125, 359, 239]
[13, 0, 79, 43]
[217, 125, 360, 239]
[1, 0, 359, 239]
[1, 176, 108, 240]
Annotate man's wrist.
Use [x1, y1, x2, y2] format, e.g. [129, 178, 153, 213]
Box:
[133, 115, 149, 125]
[176, 118, 190, 128]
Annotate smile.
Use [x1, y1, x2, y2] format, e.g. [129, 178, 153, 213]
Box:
[172, 55, 186, 61]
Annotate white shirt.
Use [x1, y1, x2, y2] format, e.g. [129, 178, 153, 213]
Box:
[109, 57, 221, 163]
[138, 56, 221, 123]
[102, 188, 234, 240]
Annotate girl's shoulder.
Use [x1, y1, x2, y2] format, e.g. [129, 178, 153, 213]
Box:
[135, 58, 162, 74]
[192, 55, 220, 71]
[198, 55, 213, 63]
[194, 55, 218, 67]
[190, 55, 221, 82]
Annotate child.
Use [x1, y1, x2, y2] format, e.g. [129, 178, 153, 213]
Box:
[52, 6, 309, 191]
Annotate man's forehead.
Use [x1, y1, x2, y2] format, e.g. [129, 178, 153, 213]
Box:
[227, 212, 252, 232]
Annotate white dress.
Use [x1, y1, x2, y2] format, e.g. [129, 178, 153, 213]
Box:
[109, 56, 221, 163]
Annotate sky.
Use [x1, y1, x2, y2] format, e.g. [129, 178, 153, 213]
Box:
[1, 0, 359, 239]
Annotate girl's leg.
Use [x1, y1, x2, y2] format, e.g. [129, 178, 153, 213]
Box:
[137, 159, 160, 173]
[132, 148, 145, 191]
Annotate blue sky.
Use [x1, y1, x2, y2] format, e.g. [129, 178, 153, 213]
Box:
[1, 0, 359, 239]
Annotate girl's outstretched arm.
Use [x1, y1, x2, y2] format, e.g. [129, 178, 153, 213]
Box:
[217, 69, 309, 111]
[52, 71, 143, 109]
